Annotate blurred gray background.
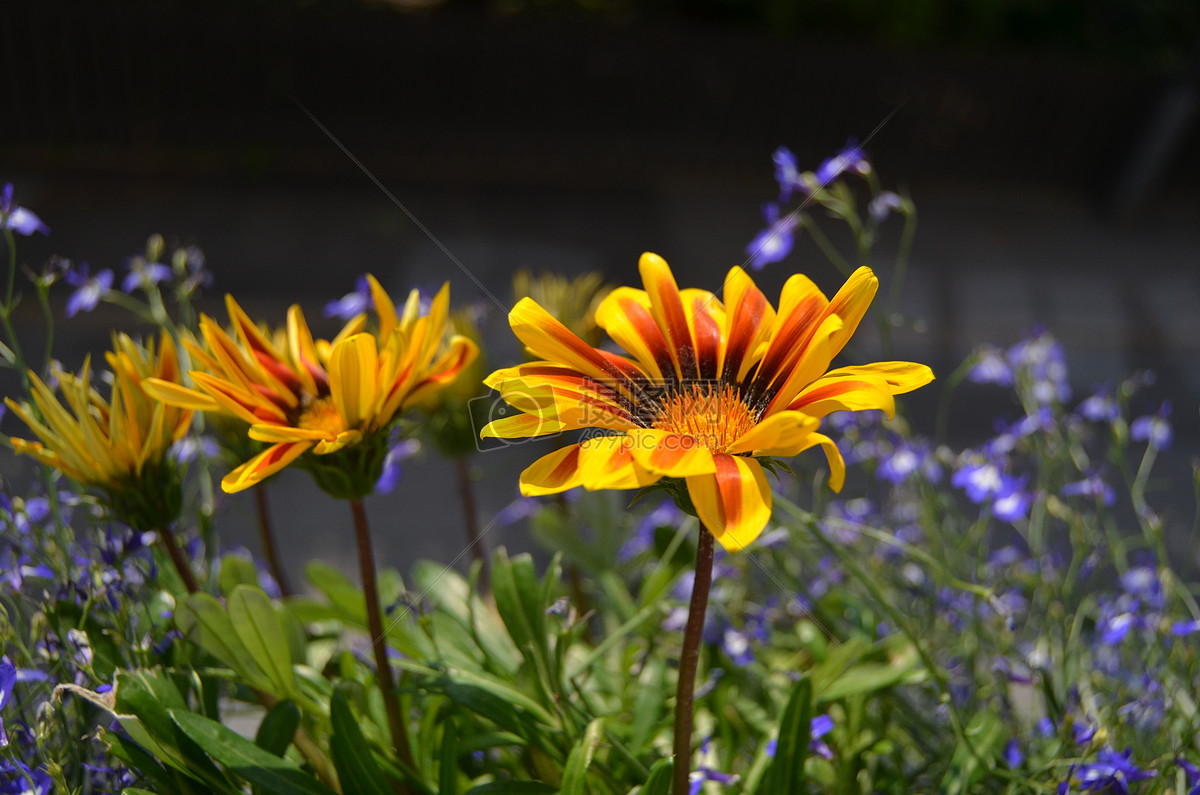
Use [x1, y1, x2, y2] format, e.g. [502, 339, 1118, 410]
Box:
[2, 0, 1198, 580]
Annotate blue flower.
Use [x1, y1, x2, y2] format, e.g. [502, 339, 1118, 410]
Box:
[772, 146, 803, 203]
[877, 441, 939, 484]
[1061, 473, 1116, 506]
[121, 257, 173, 294]
[1120, 566, 1163, 609]
[0, 184, 49, 236]
[813, 141, 869, 188]
[1176, 758, 1200, 795]
[765, 714, 835, 761]
[951, 460, 1008, 503]
[967, 345, 1014, 386]
[0, 761, 52, 795]
[1003, 738, 1024, 769]
[1170, 619, 1200, 637]
[868, 191, 904, 223]
[1008, 330, 1071, 404]
[375, 437, 420, 495]
[745, 203, 799, 270]
[64, 262, 114, 317]
[1072, 747, 1156, 793]
[0, 659, 14, 748]
[1078, 390, 1120, 423]
[1130, 402, 1172, 450]
[619, 499, 682, 561]
[325, 274, 373, 319]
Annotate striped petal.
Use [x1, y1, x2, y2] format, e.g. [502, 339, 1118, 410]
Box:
[639, 252, 697, 381]
[221, 441, 313, 493]
[626, 428, 716, 478]
[367, 274, 399, 340]
[480, 413, 568, 439]
[686, 454, 773, 553]
[788, 373, 897, 419]
[793, 432, 846, 492]
[822, 266, 878, 358]
[396, 335, 480, 413]
[577, 434, 660, 490]
[726, 410, 820, 457]
[519, 444, 585, 496]
[141, 378, 223, 412]
[720, 266, 775, 383]
[593, 287, 669, 381]
[683, 289, 724, 381]
[823, 362, 934, 395]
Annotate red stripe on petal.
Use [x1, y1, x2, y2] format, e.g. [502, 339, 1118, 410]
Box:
[691, 296, 722, 381]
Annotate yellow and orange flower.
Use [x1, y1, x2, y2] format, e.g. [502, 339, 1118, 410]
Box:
[482, 253, 933, 552]
[6, 332, 193, 525]
[142, 276, 477, 494]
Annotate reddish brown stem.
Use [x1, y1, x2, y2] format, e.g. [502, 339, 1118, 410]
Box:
[254, 486, 291, 596]
[672, 528, 714, 795]
[158, 525, 199, 594]
[350, 498, 415, 772]
[454, 458, 486, 587]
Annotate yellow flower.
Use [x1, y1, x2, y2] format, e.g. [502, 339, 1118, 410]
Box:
[482, 253, 933, 552]
[142, 276, 477, 495]
[6, 332, 193, 528]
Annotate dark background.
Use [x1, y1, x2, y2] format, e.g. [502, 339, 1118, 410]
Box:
[2, 0, 1198, 578]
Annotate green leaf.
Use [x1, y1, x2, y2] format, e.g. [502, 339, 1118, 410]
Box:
[229, 585, 295, 696]
[465, 782, 558, 794]
[766, 676, 813, 795]
[122, 789, 163, 795]
[628, 657, 666, 753]
[175, 593, 275, 693]
[255, 700, 301, 757]
[329, 690, 393, 795]
[439, 710, 459, 795]
[942, 709, 1007, 795]
[639, 758, 673, 795]
[218, 553, 261, 596]
[817, 640, 922, 702]
[559, 718, 604, 795]
[169, 709, 340, 795]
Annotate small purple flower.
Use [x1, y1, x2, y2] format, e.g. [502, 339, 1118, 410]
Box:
[497, 495, 541, 525]
[64, 263, 114, 317]
[1130, 402, 1172, 450]
[1074, 747, 1156, 793]
[1003, 738, 1024, 769]
[951, 460, 1008, 503]
[121, 257, 173, 294]
[765, 714, 835, 761]
[0, 658, 15, 747]
[619, 499, 682, 561]
[868, 191, 904, 223]
[721, 627, 754, 666]
[1120, 566, 1163, 608]
[745, 203, 799, 270]
[1176, 757, 1200, 795]
[773, 146, 803, 203]
[1061, 473, 1116, 506]
[325, 274, 372, 319]
[1078, 390, 1120, 423]
[967, 345, 1014, 386]
[1170, 619, 1200, 637]
[813, 141, 869, 188]
[1008, 330, 1071, 404]
[375, 437, 420, 495]
[0, 183, 49, 236]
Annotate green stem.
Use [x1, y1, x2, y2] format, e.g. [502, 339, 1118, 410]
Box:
[799, 215, 854, 277]
[350, 498, 417, 776]
[672, 528, 714, 795]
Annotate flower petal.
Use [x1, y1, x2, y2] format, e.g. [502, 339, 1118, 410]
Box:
[141, 377, 223, 412]
[577, 433, 660, 490]
[639, 252, 698, 381]
[519, 444, 585, 496]
[480, 413, 568, 439]
[329, 333, 378, 430]
[593, 287, 670, 381]
[823, 266, 877, 358]
[221, 441, 313, 493]
[626, 428, 717, 477]
[788, 373, 896, 419]
[823, 361, 934, 394]
[720, 266, 775, 384]
[686, 454, 773, 552]
[726, 410, 820, 456]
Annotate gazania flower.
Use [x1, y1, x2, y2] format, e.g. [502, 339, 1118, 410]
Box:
[142, 276, 477, 497]
[5, 332, 193, 529]
[483, 252, 932, 552]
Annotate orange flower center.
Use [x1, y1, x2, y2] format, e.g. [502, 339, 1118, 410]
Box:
[297, 395, 344, 436]
[651, 382, 757, 452]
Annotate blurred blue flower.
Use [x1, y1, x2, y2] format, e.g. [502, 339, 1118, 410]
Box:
[765, 714, 835, 761]
[121, 256, 172, 294]
[325, 274, 372, 319]
[1078, 389, 1120, 423]
[951, 460, 1008, 503]
[1130, 402, 1172, 450]
[745, 203, 799, 270]
[967, 345, 1014, 386]
[877, 441, 940, 484]
[868, 191, 904, 223]
[0, 658, 14, 748]
[64, 262, 114, 317]
[1061, 473, 1116, 506]
[619, 499, 681, 561]
[1073, 747, 1155, 793]
[1170, 619, 1200, 637]
[375, 437, 420, 495]
[1008, 330, 1071, 404]
[0, 762, 52, 795]
[1176, 758, 1200, 795]
[1120, 566, 1163, 609]
[772, 146, 802, 203]
[1003, 738, 1024, 769]
[0, 184, 49, 236]
[813, 140, 868, 188]
[497, 495, 541, 525]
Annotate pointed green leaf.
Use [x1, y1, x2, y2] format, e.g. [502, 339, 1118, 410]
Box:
[439, 711, 459, 795]
[255, 700, 301, 757]
[229, 585, 295, 696]
[169, 709, 340, 795]
[329, 690, 393, 795]
[766, 676, 813, 795]
[560, 718, 604, 795]
[218, 553, 261, 596]
[639, 758, 673, 795]
[175, 593, 274, 693]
